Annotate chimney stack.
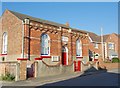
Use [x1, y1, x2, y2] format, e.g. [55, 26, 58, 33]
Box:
[65, 22, 70, 27]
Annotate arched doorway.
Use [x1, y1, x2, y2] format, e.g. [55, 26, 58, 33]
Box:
[62, 46, 68, 65]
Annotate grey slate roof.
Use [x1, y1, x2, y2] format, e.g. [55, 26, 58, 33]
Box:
[9, 10, 70, 28]
[8, 10, 87, 34]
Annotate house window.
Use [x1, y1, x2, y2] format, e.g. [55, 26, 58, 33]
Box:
[41, 34, 50, 55]
[2, 32, 8, 54]
[108, 43, 114, 50]
[76, 39, 82, 57]
[94, 43, 98, 49]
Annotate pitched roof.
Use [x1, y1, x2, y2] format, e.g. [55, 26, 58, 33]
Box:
[103, 34, 109, 42]
[88, 32, 119, 43]
[8, 10, 87, 34]
[9, 10, 71, 28]
[103, 33, 119, 41]
[88, 32, 101, 42]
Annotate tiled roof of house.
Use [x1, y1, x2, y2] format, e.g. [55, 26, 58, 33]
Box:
[103, 33, 119, 41]
[88, 32, 101, 42]
[88, 32, 119, 43]
[103, 34, 109, 42]
[8, 10, 87, 34]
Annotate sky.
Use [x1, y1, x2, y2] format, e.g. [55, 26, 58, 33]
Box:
[1, 2, 118, 35]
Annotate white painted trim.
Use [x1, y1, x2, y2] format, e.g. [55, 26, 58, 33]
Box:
[88, 36, 93, 42]
[76, 39, 82, 57]
[2, 32, 8, 54]
[41, 34, 50, 56]
[21, 20, 24, 58]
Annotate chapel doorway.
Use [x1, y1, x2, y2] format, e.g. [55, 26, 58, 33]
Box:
[62, 46, 68, 65]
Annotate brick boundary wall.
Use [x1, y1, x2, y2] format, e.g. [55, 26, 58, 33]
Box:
[98, 58, 120, 70]
[0, 61, 20, 81]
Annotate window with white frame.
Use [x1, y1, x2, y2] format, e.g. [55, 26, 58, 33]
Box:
[41, 34, 50, 55]
[94, 43, 98, 49]
[76, 39, 82, 57]
[2, 32, 8, 54]
[108, 43, 114, 50]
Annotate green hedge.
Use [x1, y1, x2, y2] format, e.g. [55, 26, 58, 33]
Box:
[112, 58, 120, 63]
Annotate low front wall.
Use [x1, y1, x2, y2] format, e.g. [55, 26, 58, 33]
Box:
[36, 60, 74, 77]
[0, 54, 21, 61]
[102, 63, 119, 70]
[0, 61, 20, 81]
[81, 61, 98, 72]
[98, 58, 120, 70]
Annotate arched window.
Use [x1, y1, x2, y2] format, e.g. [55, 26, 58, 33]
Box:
[41, 34, 50, 55]
[76, 39, 82, 57]
[2, 32, 8, 54]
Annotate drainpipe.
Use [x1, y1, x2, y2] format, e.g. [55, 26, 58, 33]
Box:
[21, 20, 25, 59]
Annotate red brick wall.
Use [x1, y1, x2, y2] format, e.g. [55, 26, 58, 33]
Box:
[88, 37, 102, 59]
[24, 20, 89, 65]
[0, 10, 89, 63]
[0, 10, 23, 61]
[82, 37, 89, 56]
[105, 33, 119, 58]
[0, 18, 2, 54]
[118, 38, 120, 59]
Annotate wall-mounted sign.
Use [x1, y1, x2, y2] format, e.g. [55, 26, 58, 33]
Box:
[62, 36, 68, 42]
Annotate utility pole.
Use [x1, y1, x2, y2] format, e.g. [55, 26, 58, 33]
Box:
[101, 27, 104, 61]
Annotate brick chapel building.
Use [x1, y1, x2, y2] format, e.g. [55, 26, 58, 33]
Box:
[0, 10, 91, 79]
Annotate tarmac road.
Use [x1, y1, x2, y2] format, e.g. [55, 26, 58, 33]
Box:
[41, 68, 119, 86]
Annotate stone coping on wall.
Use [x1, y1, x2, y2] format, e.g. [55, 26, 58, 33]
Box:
[81, 61, 96, 66]
[0, 61, 18, 63]
[42, 60, 60, 67]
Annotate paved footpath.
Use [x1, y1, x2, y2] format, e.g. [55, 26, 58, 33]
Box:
[1, 68, 119, 87]
[1, 72, 82, 86]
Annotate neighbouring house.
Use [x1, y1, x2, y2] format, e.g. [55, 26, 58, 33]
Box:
[103, 33, 119, 60]
[88, 32, 119, 61]
[0, 9, 94, 81]
[87, 32, 102, 61]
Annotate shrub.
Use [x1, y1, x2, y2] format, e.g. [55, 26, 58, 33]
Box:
[1, 73, 15, 81]
[112, 58, 120, 63]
